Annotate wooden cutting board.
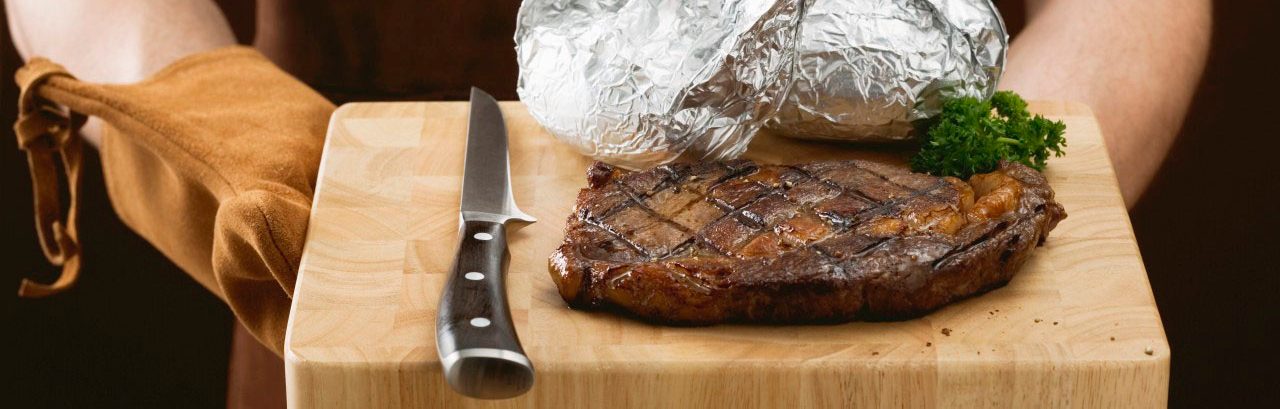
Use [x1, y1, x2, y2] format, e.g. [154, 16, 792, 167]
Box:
[284, 101, 1168, 408]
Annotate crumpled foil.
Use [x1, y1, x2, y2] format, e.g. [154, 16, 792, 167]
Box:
[516, 0, 805, 168]
[767, 0, 1007, 141]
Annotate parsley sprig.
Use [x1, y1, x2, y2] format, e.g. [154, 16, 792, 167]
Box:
[910, 91, 1067, 178]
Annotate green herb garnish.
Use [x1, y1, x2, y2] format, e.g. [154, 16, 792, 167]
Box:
[910, 91, 1067, 178]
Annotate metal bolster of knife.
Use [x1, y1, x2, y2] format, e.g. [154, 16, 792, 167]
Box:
[462, 210, 533, 225]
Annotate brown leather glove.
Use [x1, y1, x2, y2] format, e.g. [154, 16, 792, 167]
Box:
[13, 46, 335, 355]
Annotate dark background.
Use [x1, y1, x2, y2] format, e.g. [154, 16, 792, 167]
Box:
[2, 1, 1277, 408]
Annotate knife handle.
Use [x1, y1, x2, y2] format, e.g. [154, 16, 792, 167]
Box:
[436, 220, 534, 399]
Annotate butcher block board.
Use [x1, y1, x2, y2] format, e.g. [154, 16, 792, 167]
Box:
[285, 101, 1168, 408]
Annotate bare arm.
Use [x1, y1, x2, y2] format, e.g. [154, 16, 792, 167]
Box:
[1000, 0, 1212, 207]
[5, 0, 236, 146]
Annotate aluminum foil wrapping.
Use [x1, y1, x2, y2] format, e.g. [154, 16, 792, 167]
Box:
[516, 0, 805, 168]
[767, 0, 1007, 141]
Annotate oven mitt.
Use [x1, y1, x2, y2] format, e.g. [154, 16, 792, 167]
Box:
[13, 46, 335, 355]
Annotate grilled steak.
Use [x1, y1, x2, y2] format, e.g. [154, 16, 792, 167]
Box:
[549, 159, 1065, 323]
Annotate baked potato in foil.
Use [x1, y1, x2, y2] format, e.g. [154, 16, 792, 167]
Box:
[768, 0, 1007, 141]
[516, 0, 805, 168]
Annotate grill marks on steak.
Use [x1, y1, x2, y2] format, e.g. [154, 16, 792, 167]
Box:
[550, 159, 1066, 324]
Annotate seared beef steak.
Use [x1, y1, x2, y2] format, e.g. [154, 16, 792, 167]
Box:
[549, 159, 1066, 323]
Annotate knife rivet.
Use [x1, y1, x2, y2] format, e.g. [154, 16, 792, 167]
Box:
[465, 272, 485, 281]
[473, 232, 493, 241]
[470, 317, 491, 328]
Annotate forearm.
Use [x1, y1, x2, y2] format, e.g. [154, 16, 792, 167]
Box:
[6, 0, 236, 146]
[6, 0, 235, 82]
[1000, 0, 1211, 207]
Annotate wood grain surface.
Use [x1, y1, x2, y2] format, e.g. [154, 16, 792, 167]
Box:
[284, 101, 1169, 408]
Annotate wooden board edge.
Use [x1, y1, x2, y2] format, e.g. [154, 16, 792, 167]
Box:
[285, 102, 355, 362]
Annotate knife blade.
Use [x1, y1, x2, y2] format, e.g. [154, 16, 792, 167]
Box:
[436, 88, 535, 399]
